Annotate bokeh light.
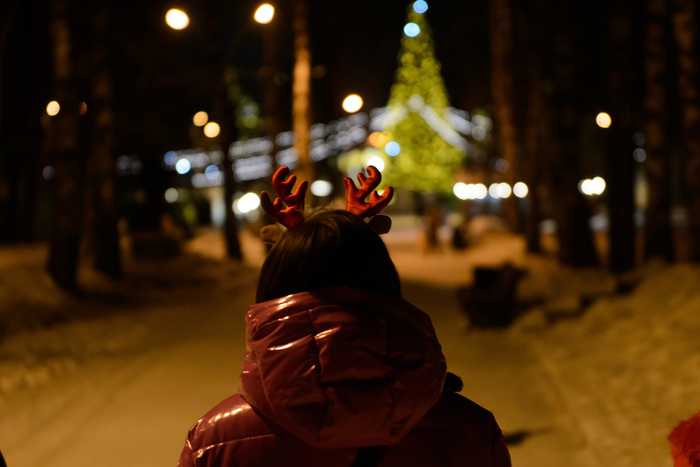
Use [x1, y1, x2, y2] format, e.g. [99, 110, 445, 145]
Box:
[497, 182, 512, 198]
[413, 0, 428, 14]
[46, 101, 60, 116]
[235, 192, 261, 214]
[453, 182, 489, 200]
[42, 166, 55, 180]
[164, 188, 179, 203]
[596, 112, 612, 128]
[79, 102, 87, 115]
[175, 159, 191, 174]
[367, 132, 388, 147]
[453, 182, 470, 200]
[254, 4, 275, 24]
[165, 9, 189, 30]
[633, 148, 647, 163]
[513, 182, 529, 198]
[404, 22, 420, 37]
[203, 121, 220, 138]
[310, 180, 333, 197]
[367, 156, 385, 172]
[385, 141, 401, 156]
[193, 111, 208, 127]
[342, 94, 363, 113]
[579, 176, 606, 195]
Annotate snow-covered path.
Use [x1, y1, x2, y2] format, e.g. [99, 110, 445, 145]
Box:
[0, 271, 256, 466]
[1, 222, 698, 466]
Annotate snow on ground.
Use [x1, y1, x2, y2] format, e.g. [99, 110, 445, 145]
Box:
[1, 217, 699, 466]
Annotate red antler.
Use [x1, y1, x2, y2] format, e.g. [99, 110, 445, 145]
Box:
[260, 166, 308, 228]
[344, 165, 394, 217]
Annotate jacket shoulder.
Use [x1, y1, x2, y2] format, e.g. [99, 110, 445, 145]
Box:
[186, 394, 278, 452]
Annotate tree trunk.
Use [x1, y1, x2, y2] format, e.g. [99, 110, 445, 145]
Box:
[518, 0, 549, 254]
[261, 17, 283, 152]
[204, 0, 242, 260]
[292, 0, 313, 184]
[489, 0, 519, 231]
[547, 2, 598, 267]
[670, 0, 700, 261]
[47, 0, 90, 292]
[214, 68, 243, 260]
[643, 0, 675, 262]
[607, 0, 639, 272]
[86, 4, 121, 279]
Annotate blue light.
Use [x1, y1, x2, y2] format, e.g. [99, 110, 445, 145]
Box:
[413, 1, 428, 14]
[164, 151, 178, 166]
[175, 158, 191, 174]
[205, 164, 221, 180]
[385, 142, 401, 156]
[404, 22, 420, 37]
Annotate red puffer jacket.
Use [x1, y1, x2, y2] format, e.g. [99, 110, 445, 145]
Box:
[178, 286, 511, 467]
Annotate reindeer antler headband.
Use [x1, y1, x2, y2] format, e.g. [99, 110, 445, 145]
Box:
[259, 165, 394, 244]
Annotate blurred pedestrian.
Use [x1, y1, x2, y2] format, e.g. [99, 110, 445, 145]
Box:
[669, 410, 700, 467]
[177, 167, 511, 467]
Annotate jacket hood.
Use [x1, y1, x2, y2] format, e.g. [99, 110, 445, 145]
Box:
[238, 286, 447, 449]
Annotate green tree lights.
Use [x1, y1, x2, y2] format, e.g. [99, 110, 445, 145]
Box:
[382, 1, 465, 195]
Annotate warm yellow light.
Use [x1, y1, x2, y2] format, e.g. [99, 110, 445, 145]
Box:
[342, 94, 363, 113]
[596, 112, 611, 128]
[166, 8, 189, 30]
[46, 100, 60, 116]
[193, 111, 208, 127]
[79, 102, 87, 115]
[203, 121, 220, 138]
[254, 4, 275, 24]
[367, 132, 388, 147]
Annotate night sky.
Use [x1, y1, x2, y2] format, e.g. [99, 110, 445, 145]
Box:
[102, 0, 493, 155]
[2, 0, 620, 158]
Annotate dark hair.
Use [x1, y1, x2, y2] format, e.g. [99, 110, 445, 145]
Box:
[256, 210, 401, 302]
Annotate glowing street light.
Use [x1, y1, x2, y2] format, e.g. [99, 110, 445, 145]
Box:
[193, 111, 208, 127]
[342, 94, 363, 113]
[203, 121, 221, 138]
[165, 8, 189, 30]
[46, 100, 60, 116]
[254, 4, 275, 24]
[596, 112, 612, 128]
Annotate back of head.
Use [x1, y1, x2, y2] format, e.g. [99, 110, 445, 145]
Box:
[256, 210, 401, 302]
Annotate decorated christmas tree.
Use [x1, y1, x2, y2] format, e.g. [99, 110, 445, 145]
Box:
[380, 1, 466, 195]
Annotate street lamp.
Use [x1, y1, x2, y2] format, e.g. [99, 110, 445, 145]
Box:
[46, 100, 60, 116]
[342, 94, 363, 113]
[203, 121, 221, 138]
[192, 111, 208, 127]
[254, 4, 275, 24]
[596, 111, 612, 128]
[165, 8, 189, 30]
